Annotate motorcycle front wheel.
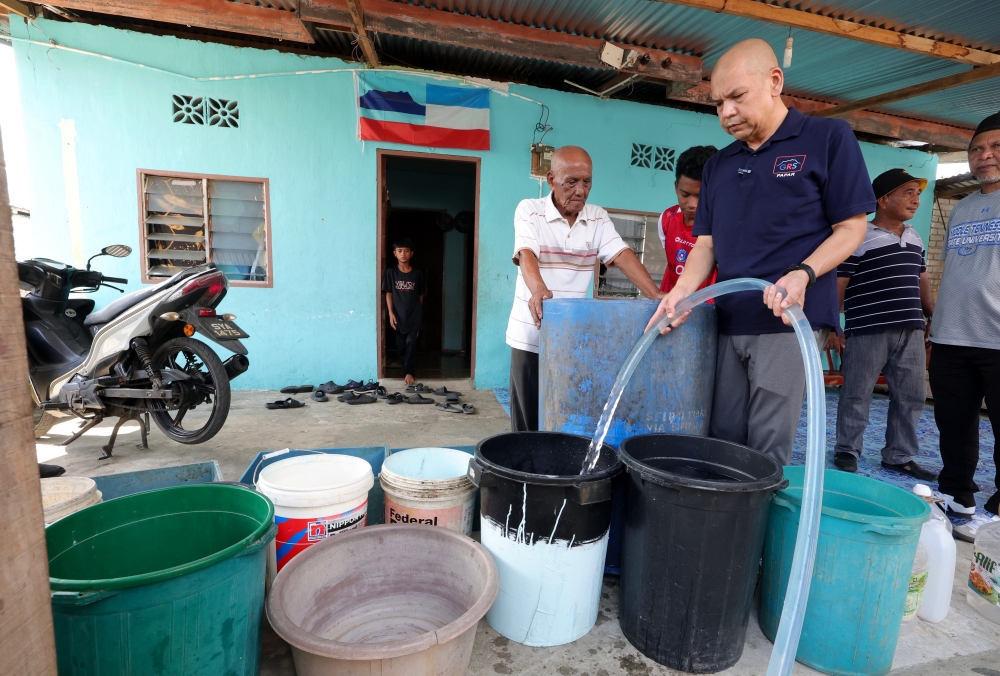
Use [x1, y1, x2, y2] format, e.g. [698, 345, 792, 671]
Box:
[149, 337, 231, 444]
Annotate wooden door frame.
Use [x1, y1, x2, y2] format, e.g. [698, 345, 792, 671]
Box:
[376, 149, 481, 382]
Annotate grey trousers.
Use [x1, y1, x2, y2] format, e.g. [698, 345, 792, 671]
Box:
[711, 330, 828, 466]
[834, 328, 926, 464]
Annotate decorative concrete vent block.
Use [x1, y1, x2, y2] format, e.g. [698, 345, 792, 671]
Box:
[208, 98, 240, 128]
[631, 143, 676, 172]
[172, 95, 205, 125]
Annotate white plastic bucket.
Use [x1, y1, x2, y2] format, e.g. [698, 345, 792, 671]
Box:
[256, 454, 374, 572]
[380, 448, 477, 536]
[41, 477, 102, 525]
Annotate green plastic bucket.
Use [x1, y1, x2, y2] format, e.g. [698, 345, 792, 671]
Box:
[46, 484, 276, 676]
[759, 467, 930, 676]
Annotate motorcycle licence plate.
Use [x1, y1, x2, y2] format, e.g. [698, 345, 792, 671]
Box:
[204, 320, 249, 340]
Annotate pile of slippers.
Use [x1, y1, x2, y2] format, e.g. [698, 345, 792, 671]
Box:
[265, 381, 474, 414]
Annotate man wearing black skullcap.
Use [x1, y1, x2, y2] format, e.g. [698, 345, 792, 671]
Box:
[831, 169, 936, 479]
[929, 110, 1000, 523]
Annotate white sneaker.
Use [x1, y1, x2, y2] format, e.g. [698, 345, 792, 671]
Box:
[933, 491, 976, 516]
[954, 512, 1000, 543]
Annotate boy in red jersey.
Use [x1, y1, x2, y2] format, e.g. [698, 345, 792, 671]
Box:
[659, 146, 719, 293]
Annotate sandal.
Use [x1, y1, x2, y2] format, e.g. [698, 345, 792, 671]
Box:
[460, 404, 475, 414]
[404, 393, 434, 404]
[346, 393, 377, 405]
[375, 386, 389, 399]
[317, 381, 345, 394]
[280, 384, 313, 394]
[446, 392, 461, 403]
[337, 391, 364, 403]
[436, 402, 463, 413]
[433, 387, 462, 396]
[266, 397, 305, 409]
[406, 383, 434, 394]
[385, 392, 405, 404]
[311, 391, 328, 402]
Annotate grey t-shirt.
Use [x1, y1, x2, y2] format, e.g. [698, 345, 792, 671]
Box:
[930, 189, 1000, 350]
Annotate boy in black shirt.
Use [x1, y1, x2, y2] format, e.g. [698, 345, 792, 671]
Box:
[382, 238, 426, 385]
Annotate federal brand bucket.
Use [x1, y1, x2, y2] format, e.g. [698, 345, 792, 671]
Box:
[380, 447, 477, 535]
[468, 432, 622, 647]
[617, 434, 786, 673]
[759, 467, 930, 676]
[256, 454, 374, 571]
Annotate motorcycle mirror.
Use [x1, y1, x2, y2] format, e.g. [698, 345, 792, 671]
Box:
[102, 245, 132, 258]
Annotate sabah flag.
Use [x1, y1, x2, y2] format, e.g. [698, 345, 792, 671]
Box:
[357, 73, 490, 150]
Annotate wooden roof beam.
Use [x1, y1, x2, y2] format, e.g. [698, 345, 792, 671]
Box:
[344, 0, 378, 67]
[814, 61, 1000, 118]
[0, 0, 32, 18]
[670, 82, 974, 149]
[300, 0, 703, 84]
[46, 0, 315, 43]
[652, 0, 1000, 67]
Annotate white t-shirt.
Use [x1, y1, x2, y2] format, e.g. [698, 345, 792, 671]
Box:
[505, 194, 629, 353]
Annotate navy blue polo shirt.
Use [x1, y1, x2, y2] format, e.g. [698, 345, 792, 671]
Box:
[693, 108, 876, 334]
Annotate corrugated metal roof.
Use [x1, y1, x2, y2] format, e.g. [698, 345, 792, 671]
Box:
[395, 0, 994, 129]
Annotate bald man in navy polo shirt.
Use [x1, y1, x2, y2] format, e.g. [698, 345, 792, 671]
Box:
[648, 39, 875, 465]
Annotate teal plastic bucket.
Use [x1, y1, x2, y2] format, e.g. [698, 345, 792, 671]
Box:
[759, 468, 930, 676]
[46, 484, 276, 676]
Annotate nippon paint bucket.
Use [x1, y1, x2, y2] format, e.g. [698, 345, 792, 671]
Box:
[380, 447, 477, 535]
[468, 432, 622, 647]
[256, 454, 374, 572]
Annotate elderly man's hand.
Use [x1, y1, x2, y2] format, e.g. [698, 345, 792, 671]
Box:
[529, 288, 553, 329]
[645, 286, 692, 334]
[825, 331, 845, 355]
[764, 270, 810, 326]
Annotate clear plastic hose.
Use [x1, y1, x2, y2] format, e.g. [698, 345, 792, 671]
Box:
[588, 277, 825, 676]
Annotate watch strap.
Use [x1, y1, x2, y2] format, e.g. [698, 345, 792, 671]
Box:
[783, 263, 817, 289]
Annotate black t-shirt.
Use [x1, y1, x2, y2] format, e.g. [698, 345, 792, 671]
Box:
[382, 266, 425, 333]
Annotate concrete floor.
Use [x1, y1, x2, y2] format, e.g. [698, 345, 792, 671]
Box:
[38, 382, 1000, 676]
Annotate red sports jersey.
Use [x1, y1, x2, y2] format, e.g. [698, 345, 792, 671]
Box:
[658, 205, 717, 294]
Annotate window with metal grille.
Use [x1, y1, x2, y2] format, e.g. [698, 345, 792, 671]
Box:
[138, 171, 271, 287]
[595, 209, 660, 299]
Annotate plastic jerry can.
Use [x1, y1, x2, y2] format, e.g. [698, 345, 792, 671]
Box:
[912, 485, 957, 623]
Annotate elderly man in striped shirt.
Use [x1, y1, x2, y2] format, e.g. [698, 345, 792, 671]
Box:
[505, 146, 662, 431]
[831, 169, 936, 479]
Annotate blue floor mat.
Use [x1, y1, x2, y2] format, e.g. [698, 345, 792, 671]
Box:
[492, 386, 997, 511]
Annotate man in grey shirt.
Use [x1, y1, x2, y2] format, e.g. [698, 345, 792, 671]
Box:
[929, 110, 1000, 518]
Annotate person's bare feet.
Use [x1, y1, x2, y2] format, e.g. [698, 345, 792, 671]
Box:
[404, 374, 416, 385]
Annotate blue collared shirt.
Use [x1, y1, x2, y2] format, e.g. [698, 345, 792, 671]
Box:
[693, 108, 876, 334]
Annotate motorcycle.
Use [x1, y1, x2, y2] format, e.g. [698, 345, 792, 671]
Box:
[20, 245, 250, 459]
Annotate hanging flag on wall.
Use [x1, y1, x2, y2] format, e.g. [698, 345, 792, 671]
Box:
[357, 73, 490, 150]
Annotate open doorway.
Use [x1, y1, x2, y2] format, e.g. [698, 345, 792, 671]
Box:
[377, 151, 479, 380]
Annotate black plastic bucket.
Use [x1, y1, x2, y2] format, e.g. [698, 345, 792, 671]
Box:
[468, 432, 622, 647]
[618, 434, 786, 673]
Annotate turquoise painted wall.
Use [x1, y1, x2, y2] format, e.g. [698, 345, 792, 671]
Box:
[10, 17, 937, 390]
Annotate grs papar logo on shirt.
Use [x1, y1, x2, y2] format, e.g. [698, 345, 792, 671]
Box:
[773, 155, 806, 177]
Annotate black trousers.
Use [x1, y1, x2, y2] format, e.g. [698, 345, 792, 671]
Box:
[509, 347, 539, 432]
[394, 327, 419, 378]
[928, 343, 1000, 513]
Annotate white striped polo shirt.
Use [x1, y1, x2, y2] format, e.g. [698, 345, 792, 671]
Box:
[505, 194, 629, 353]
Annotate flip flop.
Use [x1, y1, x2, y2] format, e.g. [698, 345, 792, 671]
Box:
[346, 393, 377, 405]
[433, 387, 462, 396]
[385, 392, 405, 404]
[404, 394, 434, 404]
[436, 402, 463, 413]
[311, 391, 328, 402]
[280, 385, 313, 394]
[406, 383, 434, 394]
[337, 391, 364, 403]
[266, 397, 305, 409]
[317, 381, 345, 394]
[460, 404, 475, 414]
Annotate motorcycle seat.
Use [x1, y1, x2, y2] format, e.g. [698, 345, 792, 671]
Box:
[83, 267, 205, 328]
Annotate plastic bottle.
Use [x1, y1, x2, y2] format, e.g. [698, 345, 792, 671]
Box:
[967, 520, 1000, 624]
[912, 484, 953, 534]
[900, 542, 928, 635]
[912, 485, 957, 623]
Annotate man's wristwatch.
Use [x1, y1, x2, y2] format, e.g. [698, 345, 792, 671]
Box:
[783, 263, 817, 289]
